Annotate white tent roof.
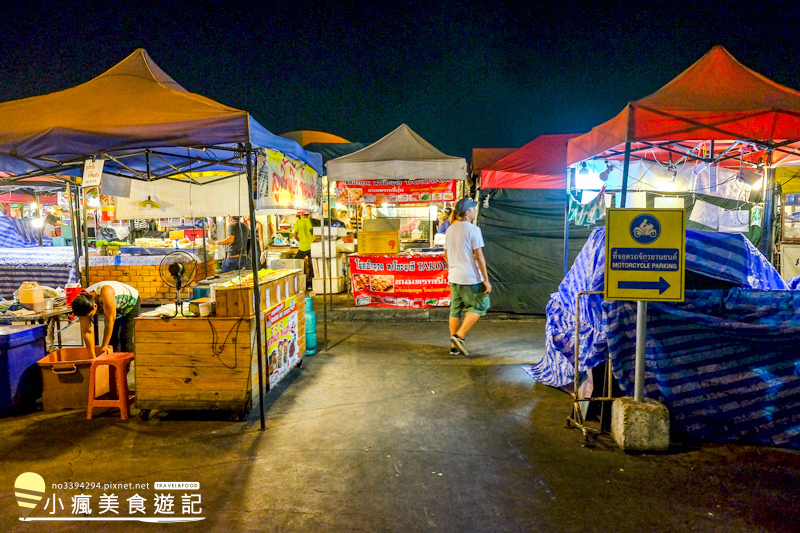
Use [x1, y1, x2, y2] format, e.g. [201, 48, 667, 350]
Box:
[325, 124, 467, 181]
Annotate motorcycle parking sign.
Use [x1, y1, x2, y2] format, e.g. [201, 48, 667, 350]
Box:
[605, 208, 685, 302]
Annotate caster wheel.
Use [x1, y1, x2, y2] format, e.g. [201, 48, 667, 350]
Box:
[235, 410, 247, 421]
[139, 409, 151, 421]
[297, 359, 304, 368]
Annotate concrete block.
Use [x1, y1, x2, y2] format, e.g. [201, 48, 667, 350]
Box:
[611, 397, 670, 452]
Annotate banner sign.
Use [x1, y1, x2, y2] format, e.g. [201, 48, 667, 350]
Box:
[336, 179, 457, 205]
[265, 298, 301, 388]
[349, 253, 450, 308]
[256, 147, 319, 212]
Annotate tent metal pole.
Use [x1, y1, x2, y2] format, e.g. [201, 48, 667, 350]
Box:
[564, 168, 572, 277]
[66, 184, 81, 286]
[620, 142, 632, 208]
[245, 144, 267, 431]
[759, 149, 775, 259]
[321, 181, 329, 352]
[326, 184, 333, 313]
[82, 188, 90, 288]
[201, 217, 208, 278]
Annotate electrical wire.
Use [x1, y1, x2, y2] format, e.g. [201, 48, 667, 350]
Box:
[207, 316, 246, 369]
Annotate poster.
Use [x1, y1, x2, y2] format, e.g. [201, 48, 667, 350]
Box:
[349, 253, 450, 308]
[336, 179, 457, 205]
[265, 297, 301, 388]
[255, 147, 320, 212]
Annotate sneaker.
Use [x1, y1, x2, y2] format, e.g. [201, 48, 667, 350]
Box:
[450, 334, 468, 356]
[449, 347, 461, 356]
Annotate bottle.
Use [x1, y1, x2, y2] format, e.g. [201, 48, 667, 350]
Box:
[305, 296, 317, 355]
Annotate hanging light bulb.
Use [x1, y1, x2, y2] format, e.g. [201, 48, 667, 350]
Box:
[598, 164, 612, 182]
[578, 162, 590, 176]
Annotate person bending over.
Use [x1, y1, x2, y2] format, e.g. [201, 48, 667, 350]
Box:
[71, 281, 140, 356]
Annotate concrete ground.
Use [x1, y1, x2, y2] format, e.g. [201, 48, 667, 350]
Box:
[2, 317, 800, 532]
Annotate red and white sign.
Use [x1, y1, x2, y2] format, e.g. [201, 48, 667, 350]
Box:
[349, 253, 450, 308]
[336, 179, 456, 205]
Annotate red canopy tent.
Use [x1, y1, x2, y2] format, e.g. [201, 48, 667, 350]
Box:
[567, 46, 800, 256]
[483, 134, 580, 189]
[567, 46, 800, 167]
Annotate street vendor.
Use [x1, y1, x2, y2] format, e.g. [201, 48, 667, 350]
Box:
[211, 216, 251, 273]
[71, 281, 141, 355]
[293, 211, 315, 289]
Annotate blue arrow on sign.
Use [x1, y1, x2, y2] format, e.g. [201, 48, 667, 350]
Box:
[618, 277, 671, 294]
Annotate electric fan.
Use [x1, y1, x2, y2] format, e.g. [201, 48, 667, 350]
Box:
[159, 251, 198, 316]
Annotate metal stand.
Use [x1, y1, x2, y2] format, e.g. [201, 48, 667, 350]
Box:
[565, 290, 615, 445]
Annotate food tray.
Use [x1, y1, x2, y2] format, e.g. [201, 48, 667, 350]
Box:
[120, 247, 208, 255]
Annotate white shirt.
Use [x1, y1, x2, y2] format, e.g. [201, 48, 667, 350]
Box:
[444, 220, 485, 285]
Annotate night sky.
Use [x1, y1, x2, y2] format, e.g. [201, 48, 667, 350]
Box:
[1, 1, 798, 160]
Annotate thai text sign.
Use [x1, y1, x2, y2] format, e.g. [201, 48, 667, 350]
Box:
[605, 208, 685, 302]
[349, 253, 450, 308]
[256, 147, 319, 212]
[336, 179, 456, 205]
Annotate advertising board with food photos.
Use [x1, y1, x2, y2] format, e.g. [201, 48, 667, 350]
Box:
[265, 298, 301, 388]
[336, 179, 457, 205]
[349, 253, 450, 308]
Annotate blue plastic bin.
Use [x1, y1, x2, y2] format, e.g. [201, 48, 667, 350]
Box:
[0, 325, 46, 414]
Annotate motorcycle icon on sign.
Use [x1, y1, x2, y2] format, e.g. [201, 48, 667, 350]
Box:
[629, 214, 661, 244]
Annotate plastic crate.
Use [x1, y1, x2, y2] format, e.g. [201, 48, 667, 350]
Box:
[38, 348, 110, 411]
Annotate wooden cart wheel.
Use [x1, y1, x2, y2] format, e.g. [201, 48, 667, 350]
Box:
[139, 409, 151, 421]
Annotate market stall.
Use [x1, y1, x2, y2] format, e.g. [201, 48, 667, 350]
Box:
[541, 46, 800, 448]
[0, 48, 323, 428]
[326, 124, 468, 307]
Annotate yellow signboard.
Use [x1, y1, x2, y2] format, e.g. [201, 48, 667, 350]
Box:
[605, 208, 685, 302]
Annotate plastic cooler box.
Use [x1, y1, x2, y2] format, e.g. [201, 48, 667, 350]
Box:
[37, 348, 110, 411]
[0, 325, 46, 413]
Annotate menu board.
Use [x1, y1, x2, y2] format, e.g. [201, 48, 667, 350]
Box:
[336, 179, 457, 205]
[265, 297, 301, 388]
[349, 253, 449, 308]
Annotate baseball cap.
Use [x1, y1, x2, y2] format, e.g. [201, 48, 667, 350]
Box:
[454, 196, 478, 215]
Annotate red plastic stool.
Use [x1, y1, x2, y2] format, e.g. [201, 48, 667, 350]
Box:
[87, 352, 135, 420]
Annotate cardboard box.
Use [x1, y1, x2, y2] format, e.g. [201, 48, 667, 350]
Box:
[357, 231, 400, 254]
[312, 277, 346, 294]
[311, 241, 340, 258]
[312, 256, 345, 277]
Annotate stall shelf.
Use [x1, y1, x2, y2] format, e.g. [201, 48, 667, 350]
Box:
[133, 270, 304, 416]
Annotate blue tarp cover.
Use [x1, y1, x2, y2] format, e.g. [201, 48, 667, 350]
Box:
[535, 227, 800, 448]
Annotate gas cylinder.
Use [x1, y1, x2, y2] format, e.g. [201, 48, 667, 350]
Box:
[305, 296, 317, 355]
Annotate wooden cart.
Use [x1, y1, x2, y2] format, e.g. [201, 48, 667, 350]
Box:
[134, 270, 305, 419]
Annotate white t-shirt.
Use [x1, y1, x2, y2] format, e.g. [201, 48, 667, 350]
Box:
[444, 221, 485, 285]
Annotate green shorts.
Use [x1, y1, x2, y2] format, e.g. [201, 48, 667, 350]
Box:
[450, 283, 491, 318]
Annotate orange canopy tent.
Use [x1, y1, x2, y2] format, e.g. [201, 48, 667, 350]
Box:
[567, 46, 800, 256]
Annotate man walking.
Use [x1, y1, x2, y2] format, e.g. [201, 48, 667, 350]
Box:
[444, 196, 491, 355]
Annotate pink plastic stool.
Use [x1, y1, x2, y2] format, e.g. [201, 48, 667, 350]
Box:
[87, 352, 135, 420]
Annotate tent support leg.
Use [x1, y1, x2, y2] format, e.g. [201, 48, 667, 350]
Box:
[67, 183, 81, 286]
[246, 144, 267, 431]
[620, 142, 632, 208]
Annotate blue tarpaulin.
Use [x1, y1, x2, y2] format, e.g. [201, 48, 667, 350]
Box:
[534, 227, 800, 448]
